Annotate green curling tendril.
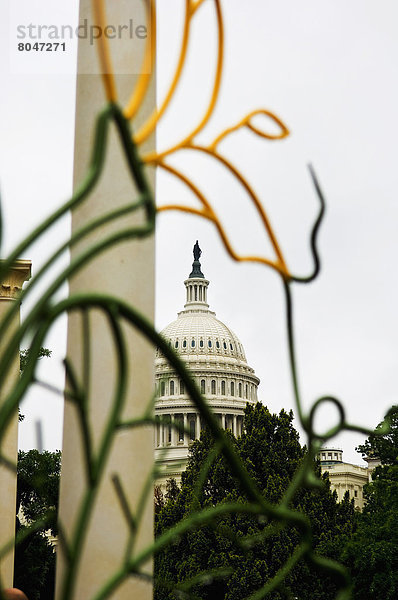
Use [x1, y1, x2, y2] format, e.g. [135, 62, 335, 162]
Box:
[0, 102, 391, 600]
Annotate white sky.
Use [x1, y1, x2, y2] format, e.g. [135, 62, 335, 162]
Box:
[1, 1, 398, 464]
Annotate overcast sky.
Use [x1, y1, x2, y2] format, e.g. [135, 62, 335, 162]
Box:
[1, 1, 398, 463]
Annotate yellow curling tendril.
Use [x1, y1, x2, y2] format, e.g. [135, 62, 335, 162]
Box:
[123, 0, 156, 122]
[139, 0, 224, 157]
[91, 0, 118, 103]
[91, 0, 291, 278]
[210, 109, 290, 150]
[158, 162, 289, 278]
[127, 0, 191, 142]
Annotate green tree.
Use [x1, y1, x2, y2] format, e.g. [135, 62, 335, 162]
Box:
[356, 405, 398, 465]
[343, 407, 398, 599]
[19, 347, 52, 376]
[19, 347, 52, 422]
[16, 449, 61, 535]
[14, 450, 61, 600]
[155, 403, 355, 600]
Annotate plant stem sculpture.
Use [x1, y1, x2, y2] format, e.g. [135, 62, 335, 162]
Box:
[0, 1, 392, 599]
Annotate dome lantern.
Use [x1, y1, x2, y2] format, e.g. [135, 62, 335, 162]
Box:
[184, 241, 209, 310]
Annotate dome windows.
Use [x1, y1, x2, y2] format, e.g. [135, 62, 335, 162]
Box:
[180, 379, 185, 395]
[160, 381, 165, 396]
[159, 326, 247, 361]
[200, 379, 206, 394]
[160, 334, 244, 358]
[221, 380, 226, 395]
[211, 380, 216, 394]
[238, 382, 242, 397]
[231, 381, 235, 396]
[170, 380, 175, 395]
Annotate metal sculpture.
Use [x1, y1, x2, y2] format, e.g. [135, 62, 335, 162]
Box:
[0, 2, 392, 599]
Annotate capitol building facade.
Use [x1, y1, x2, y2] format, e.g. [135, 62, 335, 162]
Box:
[154, 243, 259, 483]
[154, 243, 374, 508]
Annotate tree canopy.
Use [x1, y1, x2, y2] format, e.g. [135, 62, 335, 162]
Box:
[14, 450, 61, 600]
[155, 403, 355, 600]
[356, 405, 398, 465]
[19, 347, 52, 376]
[343, 406, 398, 599]
[19, 347, 52, 422]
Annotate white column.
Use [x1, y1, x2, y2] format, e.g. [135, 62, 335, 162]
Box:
[0, 261, 31, 587]
[171, 414, 176, 446]
[222, 414, 227, 430]
[183, 413, 188, 446]
[56, 1, 155, 598]
[155, 418, 160, 447]
[233, 415, 237, 436]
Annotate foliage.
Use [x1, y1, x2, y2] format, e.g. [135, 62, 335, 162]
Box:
[13, 450, 61, 600]
[18, 347, 52, 422]
[14, 528, 55, 600]
[356, 405, 398, 465]
[16, 449, 61, 536]
[342, 464, 398, 600]
[342, 410, 398, 599]
[165, 478, 180, 503]
[155, 485, 165, 517]
[155, 480, 180, 522]
[155, 403, 355, 600]
[19, 347, 52, 377]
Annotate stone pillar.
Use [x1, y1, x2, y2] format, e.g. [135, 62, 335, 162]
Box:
[155, 417, 160, 448]
[233, 415, 237, 437]
[0, 261, 31, 587]
[222, 414, 227, 430]
[55, 1, 155, 598]
[183, 413, 188, 446]
[170, 414, 176, 446]
[168, 414, 171, 445]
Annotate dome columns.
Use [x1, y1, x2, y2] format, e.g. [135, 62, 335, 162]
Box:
[184, 277, 210, 310]
[154, 410, 243, 449]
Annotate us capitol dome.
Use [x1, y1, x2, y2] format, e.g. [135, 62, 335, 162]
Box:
[155, 242, 260, 483]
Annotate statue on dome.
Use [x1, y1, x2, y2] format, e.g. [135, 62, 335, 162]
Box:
[193, 240, 202, 261]
[189, 241, 204, 278]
